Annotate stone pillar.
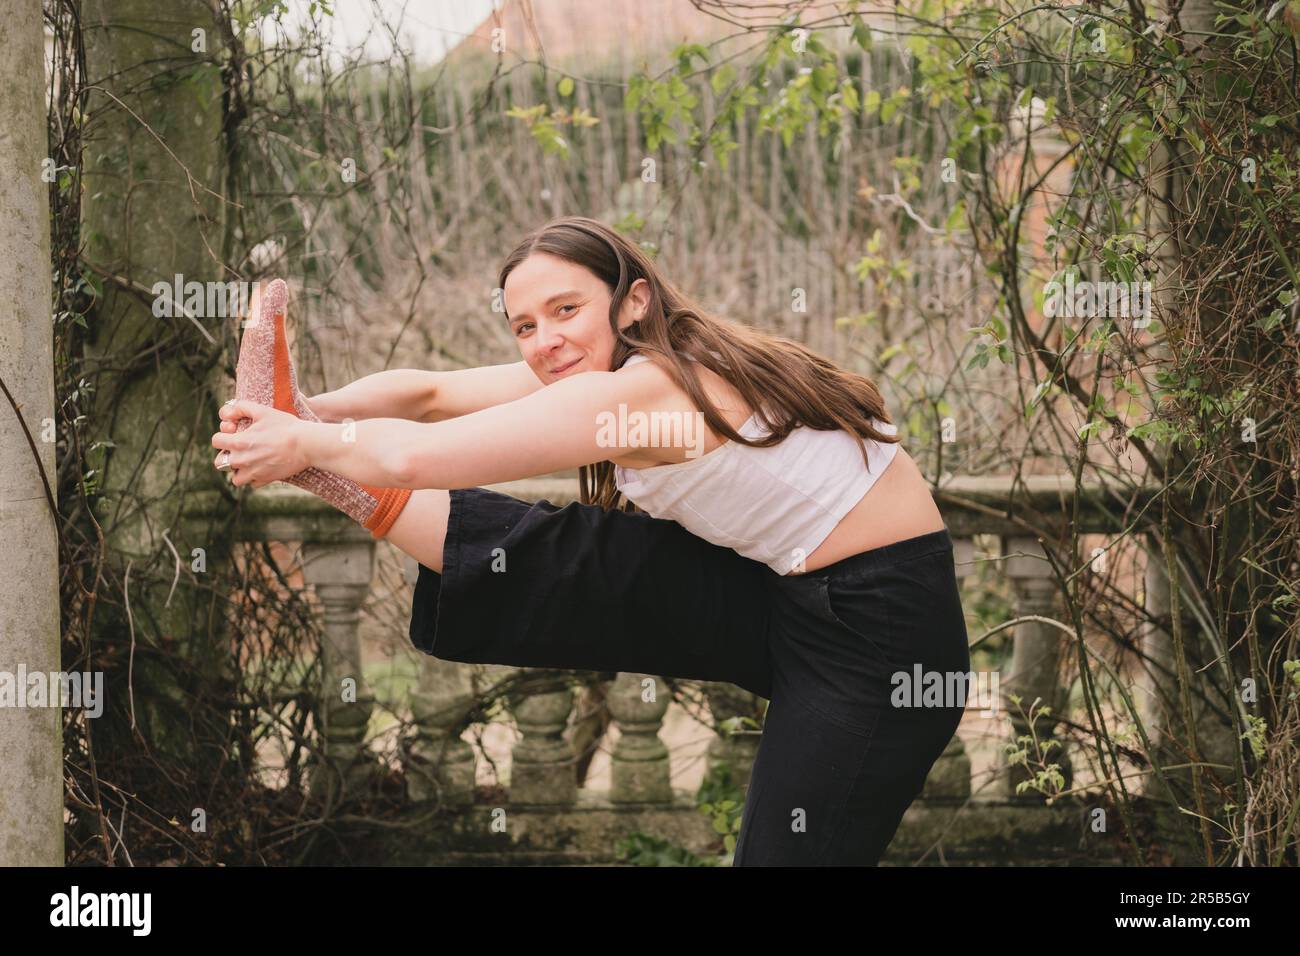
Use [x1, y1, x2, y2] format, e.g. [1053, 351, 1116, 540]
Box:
[0, 0, 62, 867]
[508, 681, 577, 805]
[922, 536, 974, 800]
[408, 658, 477, 807]
[1002, 535, 1073, 799]
[607, 672, 671, 804]
[301, 539, 380, 803]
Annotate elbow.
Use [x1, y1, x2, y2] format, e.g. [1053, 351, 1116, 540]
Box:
[387, 447, 418, 488]
[419, 373, 443, 423]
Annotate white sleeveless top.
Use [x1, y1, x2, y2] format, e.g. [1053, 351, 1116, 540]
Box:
[612, 352, 901, 575]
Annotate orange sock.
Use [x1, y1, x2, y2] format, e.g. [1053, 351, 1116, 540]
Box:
[235, 278, 412, 538]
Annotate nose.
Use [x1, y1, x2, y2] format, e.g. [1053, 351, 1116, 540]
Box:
[534, 319, 565, 354]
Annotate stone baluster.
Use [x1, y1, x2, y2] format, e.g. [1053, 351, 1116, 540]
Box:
[508, 680, 577, 805]
[607, 672, 672, 804]
[1002, 535, 1073, 799]
[704, 683, 765, 794]
[1137, 534, 1236, 807]
[407, 657, 478, 807]
[301, 539, 380, 803]
[1137, 533, 1178, 799]
[922, 535, 974, 800]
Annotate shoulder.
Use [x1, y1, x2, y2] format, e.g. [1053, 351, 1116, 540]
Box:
[615, 351, 661, 372]
[613, 350, 681, 393]
[616, 349, 751, 427]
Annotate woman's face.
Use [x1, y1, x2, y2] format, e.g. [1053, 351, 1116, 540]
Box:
[504, 252, 648, 383]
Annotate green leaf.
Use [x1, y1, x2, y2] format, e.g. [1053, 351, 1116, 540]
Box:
[946, 200, 967, 233]
[672, 42, 709, 74]
[626, 75, 646, 111]
[711, 63, 737, 96]
[557, 76, 574, 97]
[840, 81, 859, 113]
[851, 15, 872, 51]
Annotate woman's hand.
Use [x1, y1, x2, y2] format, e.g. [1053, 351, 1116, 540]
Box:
[212, 401, 310, 488]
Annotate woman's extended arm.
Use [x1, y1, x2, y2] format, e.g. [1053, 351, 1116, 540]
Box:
[306, 361, 544, 423]
[306, 369, 439, 422]
[293, 364, 671, 489]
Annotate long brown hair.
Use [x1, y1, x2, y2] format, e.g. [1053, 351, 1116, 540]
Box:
[498, 216, 900, 511]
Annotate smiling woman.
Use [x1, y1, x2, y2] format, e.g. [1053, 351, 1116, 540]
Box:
[213, 215, 966, 867]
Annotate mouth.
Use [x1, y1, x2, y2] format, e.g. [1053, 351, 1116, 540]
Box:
[550, 357, 582, 374]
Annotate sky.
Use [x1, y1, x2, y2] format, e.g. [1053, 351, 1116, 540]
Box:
[271, 0, 500, 66]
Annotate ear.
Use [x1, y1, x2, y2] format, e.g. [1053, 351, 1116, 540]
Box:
[619, 278, 651, 327]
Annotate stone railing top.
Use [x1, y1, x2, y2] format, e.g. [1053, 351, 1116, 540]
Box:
[930, 472, 1160, 537]
[182, 484, 374, 544]
[181, 473, 1159, 542]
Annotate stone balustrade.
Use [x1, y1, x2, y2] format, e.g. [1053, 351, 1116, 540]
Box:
[183, 472, 1164, 864]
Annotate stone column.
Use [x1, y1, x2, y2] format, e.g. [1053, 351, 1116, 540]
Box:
[408, 658, 477, 807]
[607, 672, 671, 804]
[704, 683, 765, 795]
[1002, 535, 1073, 799]
[301, 539, 380, 803]
[0, 0, 61, 867]
[1137, 535, 1175, 797]
[508, 681, 577, 805]
[1137, 534, 1237, 804]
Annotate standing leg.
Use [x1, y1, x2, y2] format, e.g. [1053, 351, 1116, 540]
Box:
[732, 692, 877, 865]
[734, 538, 969, 865]
[732, 688, 962, 866]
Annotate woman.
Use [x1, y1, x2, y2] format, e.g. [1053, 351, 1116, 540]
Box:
[212, 215, 970, 866]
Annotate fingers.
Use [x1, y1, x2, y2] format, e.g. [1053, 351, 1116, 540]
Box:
[213, 448, 241, 473]
[214, 453, 250, 487]
[219, 399, 261, 422]
[213, 399, 265, 484]
[211, 429, 237, 451]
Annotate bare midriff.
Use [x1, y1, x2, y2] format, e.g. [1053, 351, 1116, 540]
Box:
[611, 360, 946, 575]
[788, 445, 945, 574]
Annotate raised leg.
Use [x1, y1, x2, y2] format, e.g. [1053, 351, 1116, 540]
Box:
[382, 487, 451, 572]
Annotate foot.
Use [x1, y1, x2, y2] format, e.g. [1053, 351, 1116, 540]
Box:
[236, 278, 319, 423]
[231, 277, 412, 538]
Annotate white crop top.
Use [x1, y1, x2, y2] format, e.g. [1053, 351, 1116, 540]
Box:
[612, 352, 901, 575]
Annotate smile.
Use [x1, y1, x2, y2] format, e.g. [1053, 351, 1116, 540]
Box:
[551, 358, 582, 374]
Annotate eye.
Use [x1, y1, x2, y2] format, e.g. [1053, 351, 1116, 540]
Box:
[558, 304, 577, 316]
[513, 322, 534, 336]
